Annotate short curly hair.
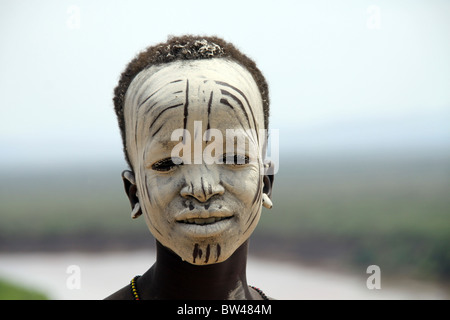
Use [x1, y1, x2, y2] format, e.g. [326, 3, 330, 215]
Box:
[113, 35, 270, 168]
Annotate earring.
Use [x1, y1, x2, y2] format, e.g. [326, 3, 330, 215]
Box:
[262, 193, 273, 209]
[131, 202, 142, 219]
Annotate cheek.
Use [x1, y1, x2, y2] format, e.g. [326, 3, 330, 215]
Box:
[221, 165, 262, 206]
[139, 172, 183, 215]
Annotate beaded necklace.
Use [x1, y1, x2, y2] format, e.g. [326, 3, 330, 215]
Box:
[130, 276, 269, 300]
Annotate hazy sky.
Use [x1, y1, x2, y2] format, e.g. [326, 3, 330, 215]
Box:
[1, 0, 449, 166]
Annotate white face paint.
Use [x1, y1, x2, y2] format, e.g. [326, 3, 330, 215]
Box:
[123, 58, 266, 265]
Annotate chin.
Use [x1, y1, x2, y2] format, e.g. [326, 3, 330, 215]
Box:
[166, 234, 248, 266]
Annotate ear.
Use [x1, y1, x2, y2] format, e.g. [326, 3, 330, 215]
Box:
[121, 170, 142, 219]
[262, 161, 275, 199]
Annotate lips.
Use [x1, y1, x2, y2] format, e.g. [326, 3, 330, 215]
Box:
[175, 209, 234, 226]
[179, 216, 232, 225]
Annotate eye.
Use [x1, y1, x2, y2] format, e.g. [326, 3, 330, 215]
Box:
[222, 154, 249, 166]
[151, 157, 183, 172]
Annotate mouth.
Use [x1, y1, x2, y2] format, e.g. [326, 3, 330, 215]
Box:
[178, 216, 233, 225]
[175, 211, 235, 236]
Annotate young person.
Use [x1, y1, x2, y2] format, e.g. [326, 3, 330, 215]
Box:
[106, 35, 274, 300]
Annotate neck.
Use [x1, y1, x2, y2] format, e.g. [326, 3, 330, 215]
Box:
[138, 240, 252, 300]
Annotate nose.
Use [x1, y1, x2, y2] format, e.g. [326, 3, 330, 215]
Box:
[180, 169, 224, 203]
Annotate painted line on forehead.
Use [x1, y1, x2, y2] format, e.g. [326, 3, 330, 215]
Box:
[151, 124, 163, 138]
[216, 80, 260, 144]
[183, 79, 189, 132]
[206, 91, 213, 140]
[219, 98, 246, 131]
[215, 81, 253, 112]
[138, 78, 183, 110]
[220, 89, 251, 130]
[138, 87, 161, 110]
[149, 103, 184, 137]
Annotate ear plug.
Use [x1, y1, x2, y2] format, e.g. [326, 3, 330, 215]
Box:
[262, 193, 273, 209]
[131, 202, 142, 219]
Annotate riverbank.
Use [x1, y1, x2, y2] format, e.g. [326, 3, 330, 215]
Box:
[0, 250, 448, 300]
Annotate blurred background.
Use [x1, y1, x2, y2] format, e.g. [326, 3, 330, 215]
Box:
[0, 0, 449, 299]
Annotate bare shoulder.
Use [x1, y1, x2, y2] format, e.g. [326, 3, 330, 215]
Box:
[104, 284, 134, 300]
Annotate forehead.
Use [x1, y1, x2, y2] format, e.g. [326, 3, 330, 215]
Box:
[123, 59, 264, 160]
[125, 58, 262, 108]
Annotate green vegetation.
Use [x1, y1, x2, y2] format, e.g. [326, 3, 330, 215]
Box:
[1, 154, 449, 285]
[0, 278, 48, 300]
[257, 155, 450, 282]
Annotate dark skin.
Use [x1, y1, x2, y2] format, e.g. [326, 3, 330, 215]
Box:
[105, 171, 274, 300]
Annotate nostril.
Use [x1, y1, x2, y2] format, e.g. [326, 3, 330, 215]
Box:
[180, 179, 225, 203]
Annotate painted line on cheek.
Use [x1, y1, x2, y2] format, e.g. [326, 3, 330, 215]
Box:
[144, 175, 164, 237]
[145, 175, 151, 205]
[250, 174, 262, 208]
[246, 166, 264, 225]
[244, 206, 260, 235]
[246, 193, 261, 226]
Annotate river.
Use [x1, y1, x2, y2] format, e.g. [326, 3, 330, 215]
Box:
[0, 250, 447, 300]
